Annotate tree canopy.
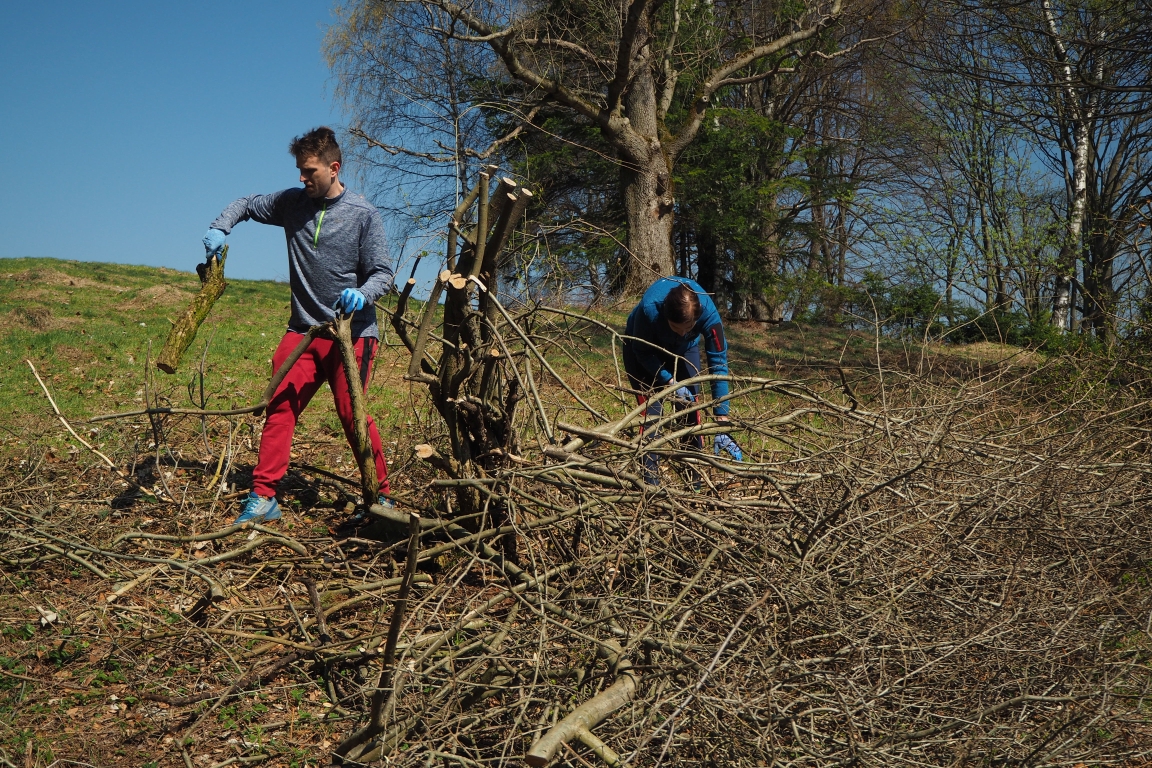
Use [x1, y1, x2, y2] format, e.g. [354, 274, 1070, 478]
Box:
[327, 0, 1152, 342]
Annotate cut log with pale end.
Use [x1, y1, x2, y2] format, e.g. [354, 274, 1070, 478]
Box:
[487, 191, 531, 269]
[156, 247, 228, 374]
[413, 443, 455, 475]
[526, 641, 636, 767]
[482, 178, 519, 236]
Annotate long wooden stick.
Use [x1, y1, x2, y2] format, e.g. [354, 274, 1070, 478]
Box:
[371, 512, 421, 726]
[157, 247, 229, 374]
[467, 171, 491, 280]
[333, 314, 378, 505]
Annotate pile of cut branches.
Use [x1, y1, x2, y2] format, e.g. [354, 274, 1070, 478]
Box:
[1, 172, 1150, 767]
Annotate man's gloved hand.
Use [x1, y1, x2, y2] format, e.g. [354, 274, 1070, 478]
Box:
[673, 386, 694, 401]
[714, 434, 743, 461]
[203, 228, 226, 257]
[333, 288, 367, 314]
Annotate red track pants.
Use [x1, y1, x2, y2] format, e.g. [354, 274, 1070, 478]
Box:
[250, 331, 390, 499]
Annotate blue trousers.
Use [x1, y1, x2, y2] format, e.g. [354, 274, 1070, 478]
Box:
[622, 343, 705, 482]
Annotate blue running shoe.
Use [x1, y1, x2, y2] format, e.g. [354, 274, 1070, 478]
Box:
[235, 493, 282, 524]
[378, 495, 395, 509]
[714, 434, 743, 462]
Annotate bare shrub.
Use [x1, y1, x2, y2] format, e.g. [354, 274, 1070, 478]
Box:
[5, 179, 1152, 765]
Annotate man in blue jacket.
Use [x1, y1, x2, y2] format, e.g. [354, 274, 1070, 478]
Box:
[623, 277, 742, 485]
[202, 127, 394, 523]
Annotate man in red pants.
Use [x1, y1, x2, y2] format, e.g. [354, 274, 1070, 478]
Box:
[202, 127, 394, 523]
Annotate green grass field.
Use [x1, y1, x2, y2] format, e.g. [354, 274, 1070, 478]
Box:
[0, 258, 427, 466]
[0, 256, 1032, 468]
[1, 258, 288, 417]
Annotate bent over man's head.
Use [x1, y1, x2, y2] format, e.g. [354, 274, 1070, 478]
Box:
[289, 126, 342, 166]
[664, 283, 702, 325]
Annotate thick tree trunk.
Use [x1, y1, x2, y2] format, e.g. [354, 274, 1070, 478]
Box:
[1052, 218, 1085, 333]
[619, 145, 675, 294]
[759, 228, 787, 323]
[618, 25, 676, 295]
[1083, 226, 1118, 344]
[1051, 132, 1088, 333]
[1044, 1, 1097, 334]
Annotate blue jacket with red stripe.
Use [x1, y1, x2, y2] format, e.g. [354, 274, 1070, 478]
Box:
[624, 277, 730, 415]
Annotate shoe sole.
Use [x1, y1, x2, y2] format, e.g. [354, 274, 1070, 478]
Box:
[235, 504, 282, 524]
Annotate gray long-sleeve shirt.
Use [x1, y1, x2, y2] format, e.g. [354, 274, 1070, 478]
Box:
[210, 187, 394, 339]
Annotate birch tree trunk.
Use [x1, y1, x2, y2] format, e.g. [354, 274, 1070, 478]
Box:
[1043, 0, 1095, 333]
[1051, 114, 1090, 332]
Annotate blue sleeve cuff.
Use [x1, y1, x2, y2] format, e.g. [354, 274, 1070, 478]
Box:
[711, 379, 730, 415]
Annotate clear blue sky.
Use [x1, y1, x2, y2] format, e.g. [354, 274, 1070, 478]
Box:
[0, 1, 375, 282]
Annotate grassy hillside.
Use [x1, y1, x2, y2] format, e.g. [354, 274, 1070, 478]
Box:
[1, 258, 289, 416]
[0, 257, 1038, 465]
[0, 258, 422, 468]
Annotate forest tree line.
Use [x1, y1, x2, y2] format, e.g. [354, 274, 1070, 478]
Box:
[325, 0, 1152, 346]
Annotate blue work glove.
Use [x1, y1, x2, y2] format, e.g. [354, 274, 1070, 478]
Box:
[333, 288, 367, 314]
[673, 386, 694, 401]
[203, 228, 226, 257]
[714, 434, 743, 461]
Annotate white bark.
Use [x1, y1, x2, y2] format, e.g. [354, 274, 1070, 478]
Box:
[1042, 0, 1099, 333]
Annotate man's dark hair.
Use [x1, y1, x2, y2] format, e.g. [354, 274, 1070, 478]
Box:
[664, 283, 702, 324]
[289, 126, 342, 166]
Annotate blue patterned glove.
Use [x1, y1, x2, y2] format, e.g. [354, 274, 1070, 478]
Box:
[714, 434, 743, 461]
[673, 386, 694, 401]
[203, 228, 226, 257]
[333, 288, 367, 314]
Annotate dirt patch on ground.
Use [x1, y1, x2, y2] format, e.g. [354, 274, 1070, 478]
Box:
[128, 283, 193, 307]
[6, 306, 82, 332]
[10, 306, 54, 330]
[1, 268, 126, 292]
